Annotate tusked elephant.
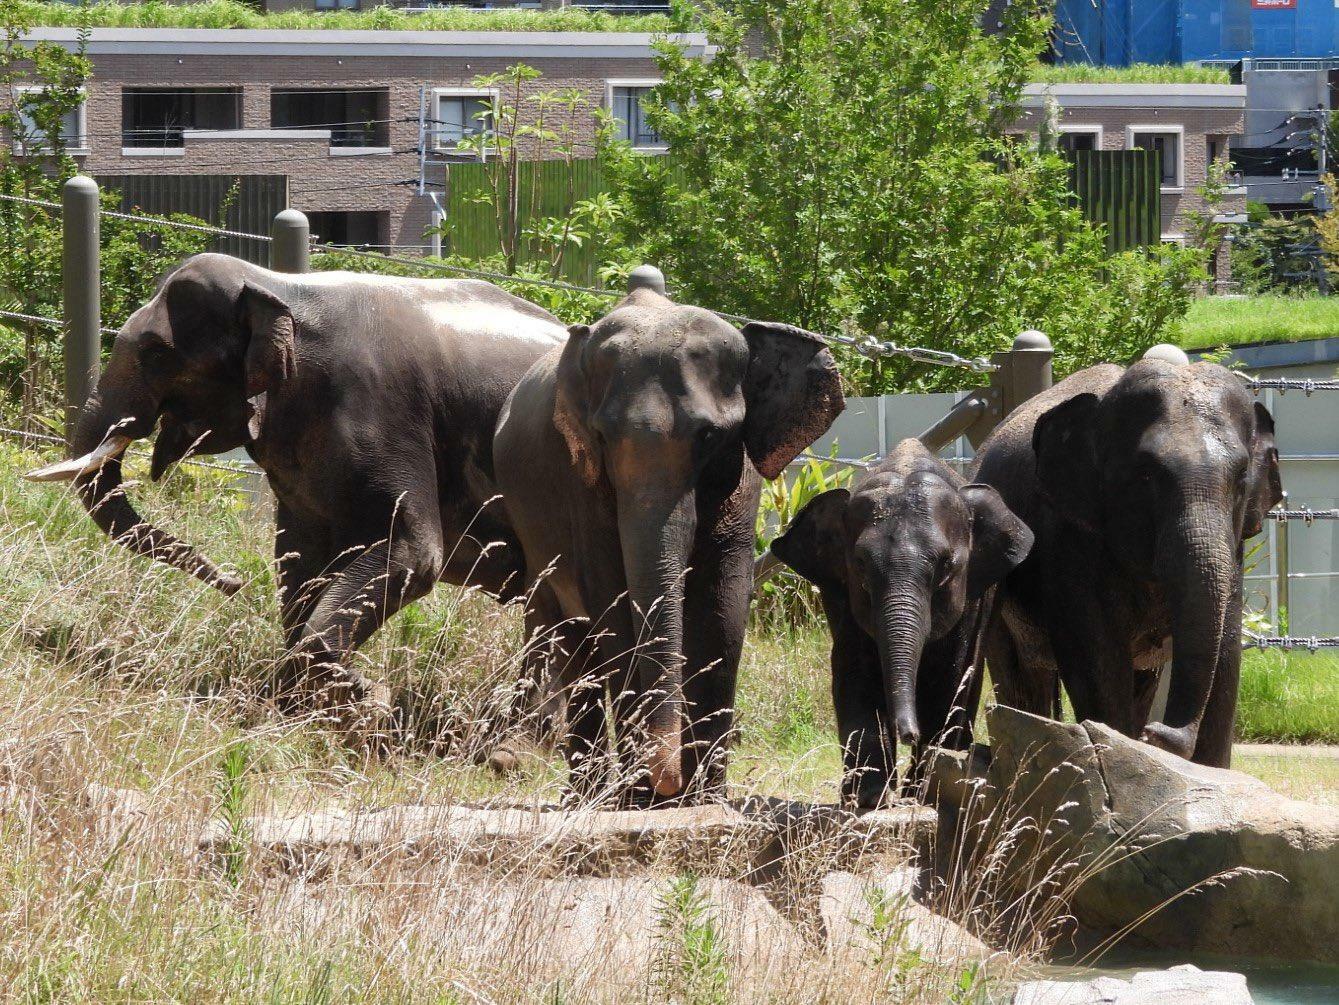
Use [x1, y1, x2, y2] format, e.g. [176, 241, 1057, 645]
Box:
[27, 253, 566, 717]
[971, 359, 1282, 767]
[494, 287, 844, 805]
[770, 438, 1033, 807]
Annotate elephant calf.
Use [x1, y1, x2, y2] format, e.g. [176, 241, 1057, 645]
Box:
[971, 358, 1282, 767]
[771, 439, 1033, 807]
[495, 287, 844, 805]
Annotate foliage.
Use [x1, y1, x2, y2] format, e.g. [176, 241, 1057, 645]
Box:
[1229, 202, 1324, 297]
[602, 0, 1211, 394]
[653, 874, 730, 1005]
[311, 247, 614, 325]
[18, 0, 677, 33]
[1237, 649, 1339, 743]
[1027, 62, 1230, 85]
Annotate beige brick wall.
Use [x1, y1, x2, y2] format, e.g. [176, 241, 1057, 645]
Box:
[67, 51, 664, 251]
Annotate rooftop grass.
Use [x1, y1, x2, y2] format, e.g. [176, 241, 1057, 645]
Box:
[1176, 295, 1339, 351]
[18, 0, 677, 33]
[1029, 62, 1231, 85]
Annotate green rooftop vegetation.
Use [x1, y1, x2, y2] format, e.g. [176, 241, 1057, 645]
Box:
[1176, 295, 1339, 351]
[19, 0, 676, 33]
[1029, 62, 1231, 85]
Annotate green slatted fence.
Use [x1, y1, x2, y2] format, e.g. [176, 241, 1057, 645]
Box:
[1068, 149, 1162, 254]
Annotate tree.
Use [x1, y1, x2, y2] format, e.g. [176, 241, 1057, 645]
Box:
[602, 0, 1208, 392]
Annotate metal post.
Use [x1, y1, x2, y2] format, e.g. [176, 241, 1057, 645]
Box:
[1276, 491, 1290, 630]
[270, 208, 310, 274]
[1143, 343, 1190, 366]
[961, 329, 1055, 448]
[627, 264, 666, 295]
[63, 175, 101, 450]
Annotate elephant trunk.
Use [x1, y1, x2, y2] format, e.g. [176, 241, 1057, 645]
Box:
[1149, 500, 1235, 758]
[30, 361, 241, 596]
[617, 485, 695, 799]
[874, 581, 930, 749]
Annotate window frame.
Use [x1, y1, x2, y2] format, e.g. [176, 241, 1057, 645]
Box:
[605, 78, 668, 153]
[12, 84, 88, 156]
[1056, 124, 1103, 154]
[430, 86, 498, 154]
[1126, 124, 1185, 193]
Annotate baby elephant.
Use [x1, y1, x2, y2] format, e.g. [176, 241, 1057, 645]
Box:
[771, 439, 1033, 807]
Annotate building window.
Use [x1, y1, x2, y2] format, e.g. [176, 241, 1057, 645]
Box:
[1057, 126, 1102, 154]
[122, 87, 242, 149]
[1128, 127, 1183, 190]
[272, 87, 389, 148]
[607, 80, 668, 149]
[13, 86, 86, 153]
[431, 90, 494, 151]
[314, 0, 359, 7]
[305, 211, 387, 248]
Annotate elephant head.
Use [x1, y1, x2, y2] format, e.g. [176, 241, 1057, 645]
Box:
[772, 440, 1032, 749]
[26, 253, 299, 595]
[1031, 359, 1282, 758]
[552, 289, 844, 796]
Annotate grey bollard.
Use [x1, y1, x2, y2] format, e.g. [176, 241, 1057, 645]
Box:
[1009, 329, 1054, 405]
[270, 208, 310, 274]
[62, 175, 101, 450]
[627, 264, 666, 295]
[1143, 343, 1190, 366]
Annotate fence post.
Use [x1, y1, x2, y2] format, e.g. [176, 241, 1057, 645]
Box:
[270, 208, 310, 274]
[63, 175, 101, 450]
[1143, 343, 1190, 366]
[627, 264, 666, 295]
[1276, 491, 1290, 631]
[948, 329, 1055, 449]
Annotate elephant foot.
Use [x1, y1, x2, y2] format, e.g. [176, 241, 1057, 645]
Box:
[1140, 721, 1199, 760]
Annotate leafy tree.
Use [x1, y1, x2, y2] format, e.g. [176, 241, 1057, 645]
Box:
[602, 0, 1209, 391]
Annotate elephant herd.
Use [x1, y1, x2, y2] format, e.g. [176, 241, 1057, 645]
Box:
[27, 254, 1283, 808]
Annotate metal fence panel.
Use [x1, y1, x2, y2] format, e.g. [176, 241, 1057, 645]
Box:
[95, 174, 288, 264]
[1068, 149, 1161, 255]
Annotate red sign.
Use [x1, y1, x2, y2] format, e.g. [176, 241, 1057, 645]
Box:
[1252, 0, 1296, 8]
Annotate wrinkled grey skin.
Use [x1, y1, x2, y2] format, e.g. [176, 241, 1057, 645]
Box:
[495, 288, 844, 805]
[971, 360, 1282, 767]
[50, 253, 565, 713]
[771, 439, 1033, 807]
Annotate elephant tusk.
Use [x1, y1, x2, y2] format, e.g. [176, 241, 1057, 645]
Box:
[24, 435, 133, 483]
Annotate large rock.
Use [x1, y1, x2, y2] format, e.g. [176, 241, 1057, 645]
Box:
[200, 799, 936, 882]
[265, 875, 813, 1000]
[818, 869, 993, 968]
[1013, 963, 1253, 1004]
[955, 706, 1339, 964]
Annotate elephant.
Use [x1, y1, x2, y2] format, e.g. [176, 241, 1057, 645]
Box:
[769, 438, 1033, 807]
[27, 252, 566, 717]
[494, 287, 844, 805]
[970, 358, 1282, 768]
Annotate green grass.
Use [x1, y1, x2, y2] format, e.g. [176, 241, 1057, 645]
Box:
[20, 0, 676, 33]
[1176, 295, 1339, 351]
[1028, 62, 1230, 85]
[1237, 648, 1339, 744]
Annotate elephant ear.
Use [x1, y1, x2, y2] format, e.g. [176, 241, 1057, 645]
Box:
[1031, 392, 1101, 531]
[1243, 401, 1283, 539]
[770, 488, 850, 590]
[238, 283, 297, 440]
[553, 324, 600, 487]
[961, 483, 1034, 599]
[742, 322, 845, 480]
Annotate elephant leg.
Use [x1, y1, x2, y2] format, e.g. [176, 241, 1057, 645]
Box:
[986, 604, 1054, 718]
[1191, 569, 1244, 768]
[293, 524, 442, 722]
[678, 521, 756, 804]
[272, 501, 333, 712]
[831, 616, 896, 809]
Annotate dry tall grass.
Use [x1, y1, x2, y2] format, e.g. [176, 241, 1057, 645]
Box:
[0, 439, 1113, 1002]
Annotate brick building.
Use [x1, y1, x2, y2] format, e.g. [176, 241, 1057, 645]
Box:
[1014, 82, 1249, 247]
[18, 27, 711, 251]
